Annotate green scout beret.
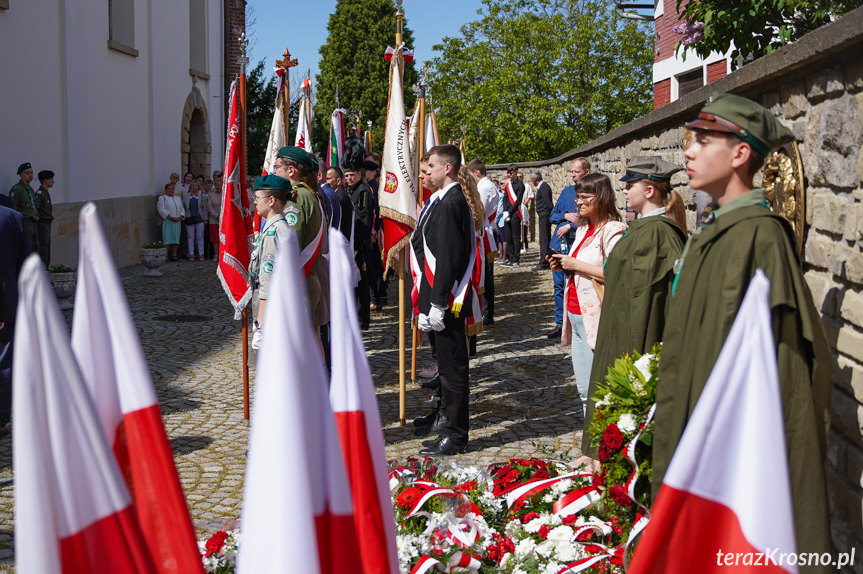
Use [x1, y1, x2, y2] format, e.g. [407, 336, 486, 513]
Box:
[254, 174, 293, 191]
[620, 156, 683, 183]
[685, 92, 795, 156]
[17, 162, 31, 175]
[276, 146, 318, 171]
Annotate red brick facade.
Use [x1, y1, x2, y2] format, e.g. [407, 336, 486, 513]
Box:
[654, 79, 671, 110]
[223, 0, 246, 111]
[706, 59, 727, 84]
[654, 0, 688, 63]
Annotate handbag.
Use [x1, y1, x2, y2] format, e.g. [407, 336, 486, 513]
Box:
[590, 225, 607, 305]
[184, 216, 197, 226]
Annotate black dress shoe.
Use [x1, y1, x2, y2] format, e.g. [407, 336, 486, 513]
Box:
[546, 326, 562, 339]
[412, 407, 439, 427]
[421, 434, 444, 448]
[414, 411, 448, 437]
[419, 435, 467, 457]
[482, 315, 494, 326]
[418, 374, 441, 390]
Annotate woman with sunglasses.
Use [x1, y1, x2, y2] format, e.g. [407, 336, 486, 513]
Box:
[548, 173, 626, 418]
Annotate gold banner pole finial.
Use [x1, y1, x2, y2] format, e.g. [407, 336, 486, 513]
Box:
[395, 0, 405, 46]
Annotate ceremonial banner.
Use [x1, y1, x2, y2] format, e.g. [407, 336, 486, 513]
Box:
[629, 270, 797, 574]
[328, 229, 400, 574]
[328, 108, 347, 168]
[238, 231, 361, 574]
[425, 95, 440, 153]
[13, 256, 156, 573]
[295, 79, 312, 152]
[71, 204, 203, 574]
[217, 81, 254, 319]
[379, 46, 417, 272]
[262, 67, 289, 176]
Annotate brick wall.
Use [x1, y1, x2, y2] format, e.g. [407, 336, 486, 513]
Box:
[706, 59, 727, 84]
[654, 0, 687, 63]
[223, 0, 246, 111]
[490, 9, 863, 569]
[654, 78, 671, 109]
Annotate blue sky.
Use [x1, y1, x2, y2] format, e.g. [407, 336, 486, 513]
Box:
[246, 0, 488, 80]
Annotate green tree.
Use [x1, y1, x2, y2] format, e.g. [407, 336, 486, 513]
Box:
[427, 0, 654, 164]
[313, 0, 418, 158]
[675, 0, 862, 68]
[246, 60, 278, 174]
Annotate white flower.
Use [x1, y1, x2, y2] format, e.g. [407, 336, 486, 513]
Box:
[543, 561, 563, 574]
[617, 413, 637, 434]
[500, 552, 512, 567]
[536, 540, 555, 558]
[634, 354, 652, 381]
[515, 538, 537, 556]
[542, 493, 554, 504]
[555, 542, 581, 562]
[595, 392, 613, 409]
[525, 517, 545, 533]
[513, 567, 529, 574]
[547, 525, 574, 543]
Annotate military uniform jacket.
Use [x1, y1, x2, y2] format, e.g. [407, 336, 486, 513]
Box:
[8, 180, 38, 221]
[249, 213, 288, 300]
[410, 183, 473, 315]
[655, 191, 832, 567]
[35, 187, 54, 222]
[581, 213, 685, 457]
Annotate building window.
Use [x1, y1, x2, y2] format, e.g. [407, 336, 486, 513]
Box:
[108, 0, 137, 56]
[677, 68, 704, 98]
[189, 0, 208, 76]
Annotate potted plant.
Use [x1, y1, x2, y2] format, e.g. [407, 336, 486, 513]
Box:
[48, 264, 77, 310]
[140, 241, 167, 277]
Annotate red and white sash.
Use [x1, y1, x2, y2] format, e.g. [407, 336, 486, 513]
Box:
[504, 182, 523, 221]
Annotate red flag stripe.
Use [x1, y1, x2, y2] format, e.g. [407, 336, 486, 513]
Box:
[60, 505, 157, 573]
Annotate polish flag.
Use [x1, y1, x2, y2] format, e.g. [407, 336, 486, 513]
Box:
[71, 204, 204, 573]
[13, 255, 157, 573]
[238, 230, 362, 574]
[628, 270, 797, 574]
[328, 229, 400, 574]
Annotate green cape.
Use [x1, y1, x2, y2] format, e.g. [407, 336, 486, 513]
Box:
[655, 203, 832, 569]
[582, 215, 686, 456]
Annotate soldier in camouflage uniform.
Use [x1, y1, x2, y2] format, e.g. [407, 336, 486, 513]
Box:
[8, 163, 40, 254]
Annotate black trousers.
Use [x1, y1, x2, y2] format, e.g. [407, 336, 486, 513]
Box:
[537, 214, 551, 261]
[505, 215, 521, 262]
[436, 312, 469, 445]
[0, 321, 13, 426]
[483, 256, 494, 319]
[355, 246, 371, 328]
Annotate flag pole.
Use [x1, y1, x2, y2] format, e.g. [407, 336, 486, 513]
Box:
[395, 0, 407, 426]
[238, 33, 251, 422]
[410, 67, 429, 386]
[276, 48, 299, 139]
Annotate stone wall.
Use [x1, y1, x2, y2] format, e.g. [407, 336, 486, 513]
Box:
[491, 6, 863, 569]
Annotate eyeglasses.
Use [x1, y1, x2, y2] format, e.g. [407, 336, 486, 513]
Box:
[273, 163, 290, 170]
[576, 194, 596, 202]
[253, 195, 271, 203]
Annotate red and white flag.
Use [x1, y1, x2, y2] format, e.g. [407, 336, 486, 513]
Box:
[328, 229, 400, 574]
[13, 255, 156, 573]
[218, 80, 254, 319]
[629, 270, 797, 574]
[379, 45, 416, 273]
[71, 203, 203, 574]
[238, 230, 361, 574]
[295, 79, 312, 152]
[262, 67, 289, 176]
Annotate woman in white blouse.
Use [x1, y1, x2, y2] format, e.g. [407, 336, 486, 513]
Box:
[157, 183, 185, 261]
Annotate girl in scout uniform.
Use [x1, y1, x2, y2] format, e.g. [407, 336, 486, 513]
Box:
[579, 156, 687, 459]
[249, 175, 292, 351]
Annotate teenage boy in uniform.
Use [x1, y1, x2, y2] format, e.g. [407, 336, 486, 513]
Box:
[655, 92, 831, 567]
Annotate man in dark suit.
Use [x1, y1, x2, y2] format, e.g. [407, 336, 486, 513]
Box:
[500, 164, 525, 266]
[532, 172, 553, 270]
[0, 205, 29, 437]
[411, 144, 474, 456]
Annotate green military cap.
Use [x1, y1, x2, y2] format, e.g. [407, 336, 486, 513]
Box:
[620, 156, 683, 183]
[254, 174, 293, 191]
[17, 162, 31, 175]
[685, 92, 795, 157]
[276, 146, 318, 171]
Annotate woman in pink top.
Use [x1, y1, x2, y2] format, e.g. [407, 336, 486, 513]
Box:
[548, 173, 626, 417]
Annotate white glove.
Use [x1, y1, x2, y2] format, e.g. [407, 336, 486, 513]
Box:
[418, 313, 432, 332]
[501, 211, 511, 224]
[252, 323, 263, 351]
[428, 305, 446, 332]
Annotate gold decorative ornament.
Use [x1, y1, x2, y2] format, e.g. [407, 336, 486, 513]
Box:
[763, 141, 806, 257]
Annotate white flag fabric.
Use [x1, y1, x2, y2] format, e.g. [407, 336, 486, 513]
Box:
[424, 101, 440, 153]
[13, 255, 156, 573]
[328, 229, 400, 574]
[630, 270, 797, 573]
[238, 231, 360, 574]
[71, 203, 203, 574]
[262, 89, 287, 175]
[295, 96, 312, 152]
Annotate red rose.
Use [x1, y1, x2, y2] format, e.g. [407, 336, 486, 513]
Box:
[562, 514, 579, 526]
[609, 485, 632, 507]
[204, 530, 229, 557]
[538, 524, 551, 539]
[521, 512, 540, 523]
[530, 467, 550, 481]
[488, 533, 515, 564]
[610, 546, 625, 566]
[602, 424, 624, 451]
[592, 471, 605, 487]
[584, 544, 604, 554]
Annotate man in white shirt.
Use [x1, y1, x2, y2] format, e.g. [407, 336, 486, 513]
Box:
[468, 159, 498, 325]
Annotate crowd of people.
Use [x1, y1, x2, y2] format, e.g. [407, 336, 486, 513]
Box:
[156, 171, 225, 262]
[4, 163, 55, 267]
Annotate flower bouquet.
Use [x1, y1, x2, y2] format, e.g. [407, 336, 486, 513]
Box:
[199, 528, 240, 573]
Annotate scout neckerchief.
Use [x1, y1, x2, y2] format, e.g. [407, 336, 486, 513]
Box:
[672, 188, 770, 296]
[504, 182, 523, 220]
[293, 182, 326, 278]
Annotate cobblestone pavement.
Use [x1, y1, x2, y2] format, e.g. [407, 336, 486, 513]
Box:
[0, 244, 583, 568]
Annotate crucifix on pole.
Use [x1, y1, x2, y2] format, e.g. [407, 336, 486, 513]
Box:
[276, 48, 299, 138]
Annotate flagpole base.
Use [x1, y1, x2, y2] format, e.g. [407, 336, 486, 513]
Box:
[400, 418, 406, 426]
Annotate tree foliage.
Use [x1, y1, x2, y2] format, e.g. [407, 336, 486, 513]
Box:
[675, 0, 862, 68]
[246, 60, 278, 175]
[427, 0, 654, 164]
[313, 0, 418, 157]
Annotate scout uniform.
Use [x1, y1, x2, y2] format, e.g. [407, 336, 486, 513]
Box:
[248, 176, 291, 331]
[8, 162, 40, 253]
[582, 157, 686, 457]
[654, 93, 832, 568]
[35, 170, 55, 266]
